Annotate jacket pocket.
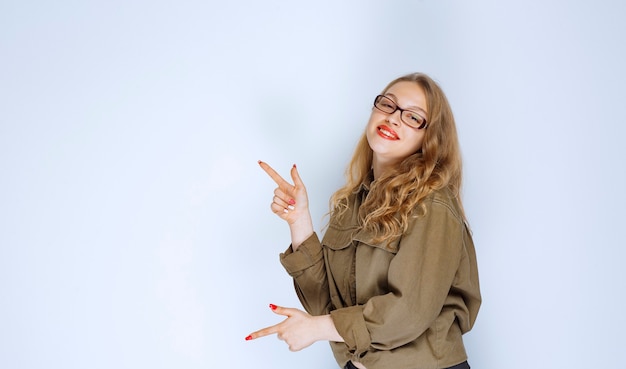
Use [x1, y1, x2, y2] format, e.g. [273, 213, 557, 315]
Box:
[321, 223, 357, 251]
[323, 223, 400, 254]
[353, 228, 400, 254]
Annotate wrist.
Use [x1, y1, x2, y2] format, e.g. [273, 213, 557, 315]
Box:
[290, 219, 314, 249]
[315, 314, 343, 343]
[290, 231, 314, 250]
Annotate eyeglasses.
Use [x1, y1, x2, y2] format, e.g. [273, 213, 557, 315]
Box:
[373, 95, 428, 129]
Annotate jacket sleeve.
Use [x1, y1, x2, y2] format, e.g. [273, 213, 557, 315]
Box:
[330, 197, 481, 355]
[279, 233, 332, 316]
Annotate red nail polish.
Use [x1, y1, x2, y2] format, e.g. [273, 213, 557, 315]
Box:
[293, 164, 297, 168]
[269, 304, 277, 310]
[288, 199, 296, 205]
[245, 335, 253, 341]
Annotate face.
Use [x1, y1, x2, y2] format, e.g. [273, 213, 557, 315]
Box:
[366, 81, 428, 171]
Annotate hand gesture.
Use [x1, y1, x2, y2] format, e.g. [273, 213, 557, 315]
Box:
[245, 304, 321, 352]
[258, 161, 313, 248]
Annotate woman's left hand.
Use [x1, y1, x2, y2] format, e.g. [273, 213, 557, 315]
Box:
[246, 304, 326, 351]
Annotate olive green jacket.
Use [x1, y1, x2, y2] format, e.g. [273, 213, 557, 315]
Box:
[279, 186, 481, 369]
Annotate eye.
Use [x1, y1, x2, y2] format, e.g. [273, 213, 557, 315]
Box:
[375, 96, 398, 113]
[408, 112, 424, 124]
[403, 111, 426, 127]
[379, 97, 396, 109]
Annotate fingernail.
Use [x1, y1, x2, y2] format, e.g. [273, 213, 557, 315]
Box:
[283, 208, 289, 214]
[258, 160, 263, 164]
[269, 304, 277, 310]
[288, 199, 296, 205]
[293, 164, 297, 168]
[245, 335, 253, 341]
[287, 205, 295, 210]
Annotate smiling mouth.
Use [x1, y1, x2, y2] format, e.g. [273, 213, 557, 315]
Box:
[377, 126, 399, 140]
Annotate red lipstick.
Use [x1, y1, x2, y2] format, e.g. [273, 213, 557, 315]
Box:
[376, 125, 399, 140]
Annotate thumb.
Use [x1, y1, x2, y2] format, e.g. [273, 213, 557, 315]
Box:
[269, 303, 293, 317]
[290, 164, 305, 188]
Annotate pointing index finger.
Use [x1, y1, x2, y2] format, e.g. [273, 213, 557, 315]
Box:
[258, 160, 291, 188]
[248, 323, 280, 340]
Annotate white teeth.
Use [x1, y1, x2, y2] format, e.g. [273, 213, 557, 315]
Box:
[379, 127, 396, 139]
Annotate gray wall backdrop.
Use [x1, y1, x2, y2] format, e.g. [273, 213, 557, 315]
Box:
[1, 0, 625, 368]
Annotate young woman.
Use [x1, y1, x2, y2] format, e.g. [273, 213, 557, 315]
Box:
[247, 73, 481, 369]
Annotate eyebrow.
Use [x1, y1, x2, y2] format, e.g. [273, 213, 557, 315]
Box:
[385, 93, 428, 115]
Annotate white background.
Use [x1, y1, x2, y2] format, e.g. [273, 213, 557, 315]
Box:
[1, 1, 625, 368]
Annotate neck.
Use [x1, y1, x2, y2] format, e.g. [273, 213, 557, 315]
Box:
[371, 156, 398, 180]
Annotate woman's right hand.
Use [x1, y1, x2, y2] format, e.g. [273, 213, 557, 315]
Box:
[258, 161, 314, 249]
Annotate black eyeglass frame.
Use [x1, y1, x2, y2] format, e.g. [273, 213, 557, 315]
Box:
[373, 95, 428, 130]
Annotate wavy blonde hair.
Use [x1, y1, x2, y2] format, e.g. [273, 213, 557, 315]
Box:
[329, 73, 465, 243]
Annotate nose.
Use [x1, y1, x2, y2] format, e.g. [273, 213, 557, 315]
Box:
[386, 109, 402, 126]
